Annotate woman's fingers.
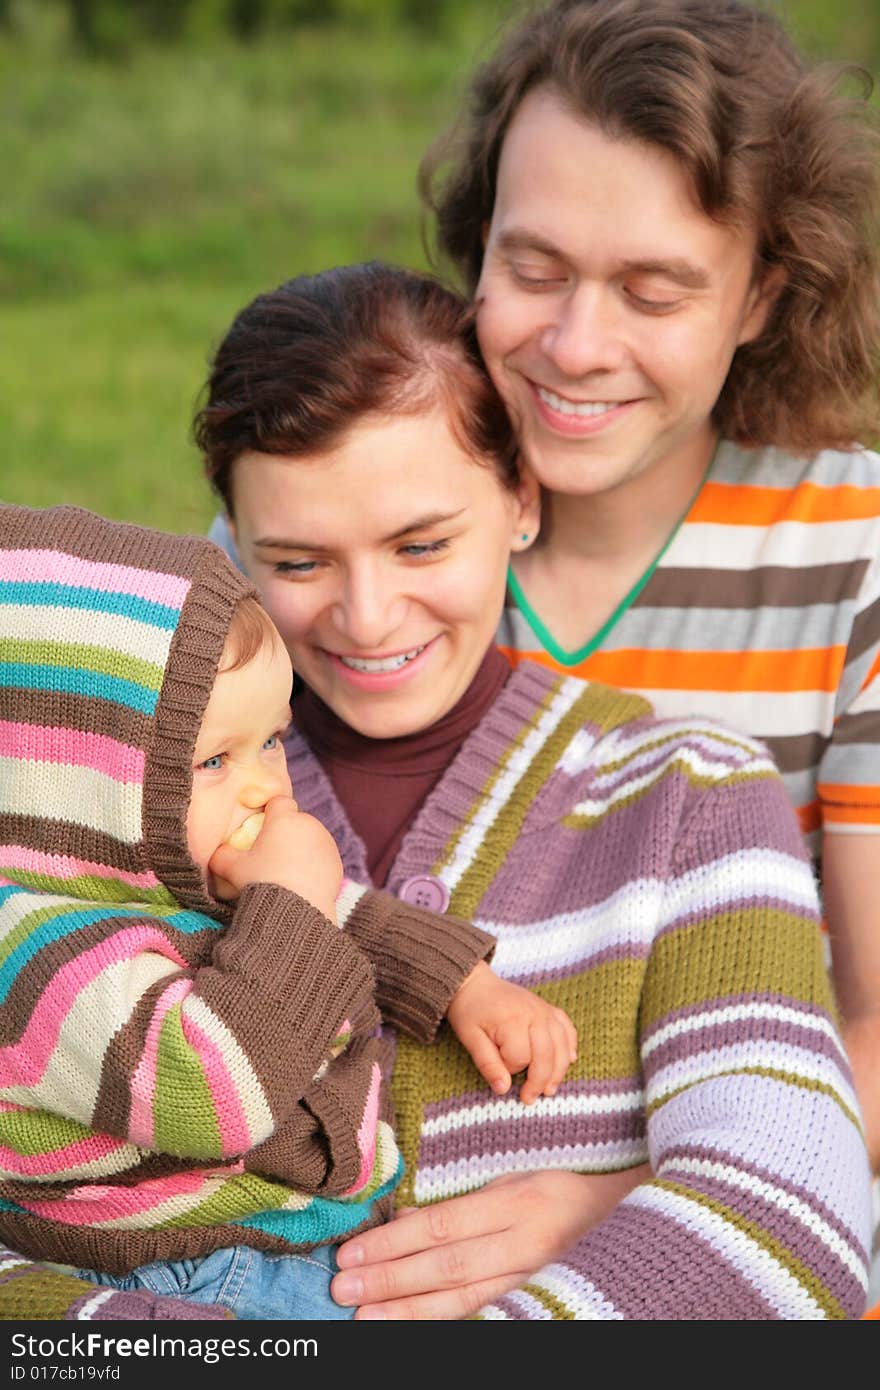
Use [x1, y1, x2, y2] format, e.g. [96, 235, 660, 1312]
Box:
[354, 1270, 531, 1321]
[333, 1227, 527, 1316]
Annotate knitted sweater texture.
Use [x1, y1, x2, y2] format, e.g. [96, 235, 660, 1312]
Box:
[286, 661, 874, 1320]
[0, 505, 493, 1282]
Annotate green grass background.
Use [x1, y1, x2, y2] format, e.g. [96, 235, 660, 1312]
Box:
[3, 1, 879, 534]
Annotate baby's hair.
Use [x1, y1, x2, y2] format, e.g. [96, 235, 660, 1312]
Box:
[194, 261, 519, 512]
[221, 596, 281, 673]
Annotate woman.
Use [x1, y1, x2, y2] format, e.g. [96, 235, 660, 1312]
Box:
[195, 262, 871, 1320]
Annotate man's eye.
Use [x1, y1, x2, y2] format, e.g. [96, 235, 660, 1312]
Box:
[625, 287, 681, 313]
[512, 265, 565, 289]
[198, 754, 224, 771]
[262, 734, 278, 751]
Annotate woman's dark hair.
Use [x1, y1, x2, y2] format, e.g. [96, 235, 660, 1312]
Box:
[195, 261, 519, 511]
[420, 0, 880, 452]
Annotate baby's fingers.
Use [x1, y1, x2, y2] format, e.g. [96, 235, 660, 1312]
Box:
[458, 1025, 513, 1096]
[520, 1010, 578, 1104]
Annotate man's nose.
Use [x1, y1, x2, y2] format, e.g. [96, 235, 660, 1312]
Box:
[539, 284, 626, 380]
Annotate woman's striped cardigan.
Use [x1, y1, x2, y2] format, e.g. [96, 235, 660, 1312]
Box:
[0, 504, 492, 1279]
[288, 660, 875, 1319]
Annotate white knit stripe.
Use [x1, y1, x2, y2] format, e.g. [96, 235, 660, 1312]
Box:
[666, 1155, 867, 1283]
[478, 1304, 513, 1319]
[492, 1288, 553, 1319]
[437, 677, 586, 891]
[1, 954, 175, 1119]
[0, 1145, 149, 1184]
[642, 1001, 845, 1063]
[596, 718, 767, 765]
[844, 680, 880, 717]
[0, 603, 174, 668]
[569, 746, 777, 817]
[0, 756, 142, 841]
[634, 688, 837, 741]
[413, 1139, 649, 1204]
[484, 878, 663, 980]
[82, 1182, 224, 1231]
[182, 995, 274, 1145]
[648, 1042, 859, 1117]
[335, 879, 367, 928]
[525, 1261, 625, 1320]
[593, 737, 762, 793]
[75, 1289, 116, 1318]
[670, 517, 877, 569]
[422, 1087, 643, 1138]
[627, 1184, 826, 1318]
[657, 849, 818, 927]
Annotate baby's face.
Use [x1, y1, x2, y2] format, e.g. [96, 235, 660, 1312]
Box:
[186, 633, 294, 881]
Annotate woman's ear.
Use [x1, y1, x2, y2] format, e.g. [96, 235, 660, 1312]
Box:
[510, 462, 541, 551]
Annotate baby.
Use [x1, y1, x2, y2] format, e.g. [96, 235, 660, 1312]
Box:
[0, 503, 576, 1320]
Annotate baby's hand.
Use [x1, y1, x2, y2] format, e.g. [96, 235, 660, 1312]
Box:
[208, 795, 343, 923]
[446, 961, 578, 1105]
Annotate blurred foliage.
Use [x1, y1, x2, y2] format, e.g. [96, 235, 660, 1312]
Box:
[1, 0, 878, 531]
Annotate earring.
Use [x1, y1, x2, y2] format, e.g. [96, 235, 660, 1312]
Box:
[520, 533, 529, 542]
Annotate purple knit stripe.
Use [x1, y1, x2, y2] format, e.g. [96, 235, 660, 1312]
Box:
[590, 736, 760, 794]
[506, 940, 652, 990]
[425, 1075, 643, 1122]
[486, 1291, 534, 1320]
[556, 1201, 778, 1320]
[643, 1017, 847, 1079]
[658, 1163, 864, 1307]
[642, 991, 833, 1042]
[418, 1107, 646, 1169]
[654, 896, 812, 942]
[662, 1142, 869, 1259]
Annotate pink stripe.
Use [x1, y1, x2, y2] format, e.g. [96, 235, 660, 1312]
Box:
[18, 1170, 210, 1224]
[0, 549, 190, 609]
[0, 723, 145, 783]
[0, 1131, 129, 1178]
[183, 1014, 253, 1155]
[0, 927, 189, 1090]
[130, 978, 191, 1147]
[0, 848, 160, 891]
[342, 1062, 381, 1196]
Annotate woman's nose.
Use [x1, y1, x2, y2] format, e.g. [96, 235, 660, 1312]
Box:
[333, 566, 405, 651]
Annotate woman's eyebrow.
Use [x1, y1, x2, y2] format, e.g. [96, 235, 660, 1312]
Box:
[253, 510, 466, 551]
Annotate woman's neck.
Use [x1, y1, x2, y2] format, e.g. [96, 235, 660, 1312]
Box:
[292, 646, 510, 885]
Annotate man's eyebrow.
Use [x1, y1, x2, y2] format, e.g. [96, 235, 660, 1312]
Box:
[494, 229, 710, 289]
[252, 510, 467, 551]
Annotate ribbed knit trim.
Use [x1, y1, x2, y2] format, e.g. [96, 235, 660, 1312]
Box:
[142, 543, 256, 917]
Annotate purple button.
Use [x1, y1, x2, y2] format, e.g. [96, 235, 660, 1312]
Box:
[399, 874, 450, 914]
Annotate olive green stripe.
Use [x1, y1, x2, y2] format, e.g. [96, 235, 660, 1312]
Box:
[648, 1066, 862, 1132]
[640, 910, 833, 1027]
[1, 639, 163, 691]
[519, 1283, 576, 1319]
[0, 868, 175, 907]
[449, 683, 629, 920]
[563, 766, 774, 829]
[0, 1108, 95, 1155]
[162, 1173, 296, 1229]
[0, 898, 89, 969]
[595, 725, 765, 778]
[655, 1178, 847, 1319]
[152, 1010, 222, 1160]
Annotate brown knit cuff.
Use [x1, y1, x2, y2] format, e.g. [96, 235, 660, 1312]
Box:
[344, 892, 496, 1042]
[142, 541, 256, 916]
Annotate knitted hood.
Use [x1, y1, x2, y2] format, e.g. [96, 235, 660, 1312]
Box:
[0, 504, 256, 916]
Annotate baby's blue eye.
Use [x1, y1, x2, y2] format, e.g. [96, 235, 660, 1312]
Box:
[200, 754, 223, 770]
[262, 734, 278, 751]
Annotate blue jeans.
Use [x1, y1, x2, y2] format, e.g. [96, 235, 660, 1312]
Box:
[78, 1244, 354, 1320]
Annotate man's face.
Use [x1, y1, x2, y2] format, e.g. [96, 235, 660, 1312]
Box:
[476, 86, 777, 501]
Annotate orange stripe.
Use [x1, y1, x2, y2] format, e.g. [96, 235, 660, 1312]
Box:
[502, 645, 846, 693]
[819, 782, 880, 808]
[863, 1300, 880, 1320]
[860, 647, 880, 693]
[689, 481, 880, 527]
[821, 805, 880, 826]
[797, 802, 822, 835]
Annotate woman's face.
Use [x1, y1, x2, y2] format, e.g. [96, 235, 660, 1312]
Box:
[229, 407, 538, 739]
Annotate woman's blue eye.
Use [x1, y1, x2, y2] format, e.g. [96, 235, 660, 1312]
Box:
[401, 539, 451, 558]
[262, 734, 278, 751]
[200, 754, 223, 770]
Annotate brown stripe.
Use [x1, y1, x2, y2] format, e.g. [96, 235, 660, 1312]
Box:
[0, 686, 153, 747]
[0, 813, 150, 877]
[637, 561, 869, 610]
[845, 592, 880, 665]
[829, 709, 880, 746]
[4, 504, 210, 578]
[761, 730, 827, 775]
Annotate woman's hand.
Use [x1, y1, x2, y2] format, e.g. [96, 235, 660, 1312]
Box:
[446, 961, 578, 1103]
[331, 1165, 650, 1319]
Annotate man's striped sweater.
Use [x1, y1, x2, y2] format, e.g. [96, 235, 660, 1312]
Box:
[287, 661, 874, 1319]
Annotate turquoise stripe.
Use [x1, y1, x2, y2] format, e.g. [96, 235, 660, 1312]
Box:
[0, 581, 181, 630]
[233, 1158, 404, 1242]
[0, 900, 222, 1004]
[0, 663, 158, 714]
